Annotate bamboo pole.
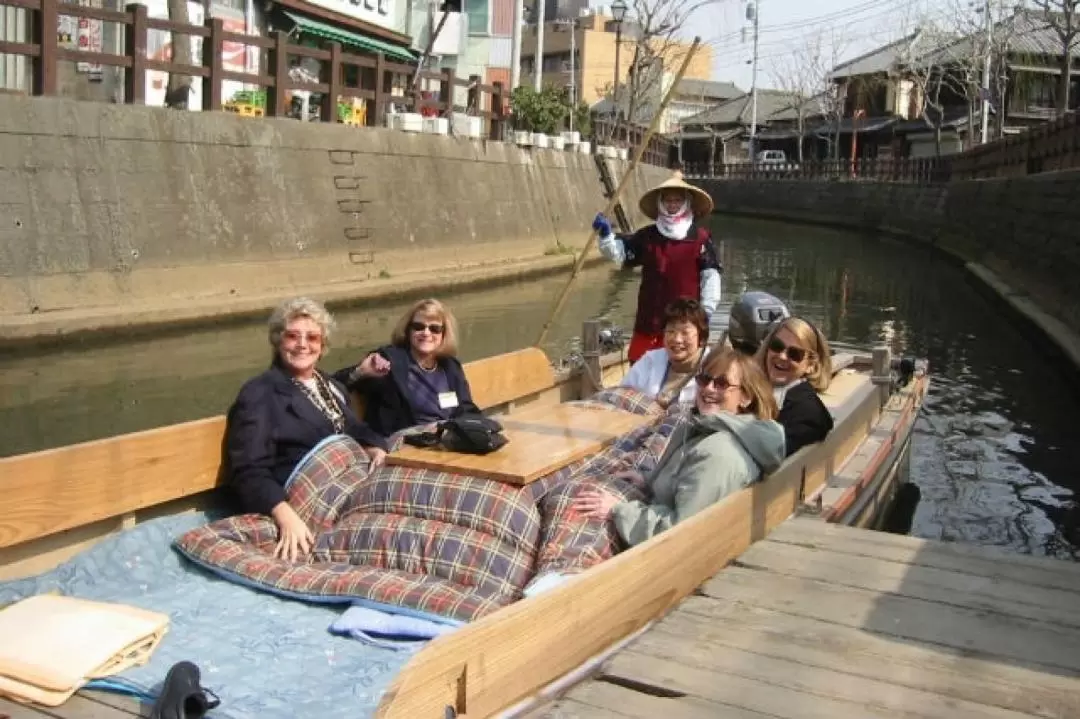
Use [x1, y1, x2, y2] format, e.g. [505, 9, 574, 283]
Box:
[534, 37, 702, 349]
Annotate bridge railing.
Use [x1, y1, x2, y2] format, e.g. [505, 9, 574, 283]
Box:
[0, 0, 507, 137]
[682, 158, 951, 184]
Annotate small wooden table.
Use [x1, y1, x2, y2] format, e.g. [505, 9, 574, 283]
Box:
[386, 404, 656, 485]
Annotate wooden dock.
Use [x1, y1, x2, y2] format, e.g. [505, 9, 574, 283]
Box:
[528, 517, 1080, 719]
[6, 516, 1080, 719]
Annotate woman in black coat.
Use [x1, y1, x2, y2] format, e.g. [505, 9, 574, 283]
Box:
[333, 298, 479, 438]
[756, 317, 835, 456]
[226, 297, 388, 562]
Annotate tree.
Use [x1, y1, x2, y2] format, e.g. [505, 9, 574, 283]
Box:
[1026, 0, 1080, 112]
[164, 0, 192, 109]
[771, 30, 847, 163]
[593, 0, 711, 143]
[510, 85, 581, 134]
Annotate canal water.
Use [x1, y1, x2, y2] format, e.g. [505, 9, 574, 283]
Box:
[2, 216, 1077, 561]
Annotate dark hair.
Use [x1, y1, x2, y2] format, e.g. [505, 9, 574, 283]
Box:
[663, 298, 709, 347]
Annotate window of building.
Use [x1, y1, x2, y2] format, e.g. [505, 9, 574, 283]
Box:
[467, 0, 489, 35]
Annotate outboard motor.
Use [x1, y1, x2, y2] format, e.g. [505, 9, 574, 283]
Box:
[727, 291, 791, 355]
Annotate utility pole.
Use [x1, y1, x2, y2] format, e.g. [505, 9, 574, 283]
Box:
[746, 0, 760, 162]
[979, 0, 992, 144]
[511, 0, 523, 89]
[555, 17, 577, 129]
[534, 0, 546, 91]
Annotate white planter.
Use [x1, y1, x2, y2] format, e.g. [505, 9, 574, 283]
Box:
[617, 147, 629, 160]
[452, 113, 483, 138]
[550, 135, 566, 150]
[577, 141, 591, 154]
[562, 131, 581, 145]
[514, 130, 533, 146]
[398, 113, 423, 133]
[532, 132, 550, 148]
[422, 117, 449, 135]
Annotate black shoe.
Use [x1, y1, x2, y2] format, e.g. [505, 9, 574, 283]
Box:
[149, 661, 221, 719]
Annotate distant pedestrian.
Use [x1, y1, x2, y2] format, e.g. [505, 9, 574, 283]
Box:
[592, 171, 721, 363]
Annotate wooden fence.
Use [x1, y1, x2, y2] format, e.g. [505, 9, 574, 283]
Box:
[592, 118, 673, 168]
[948, 112, 1080, 180]
[0, 0, 507, 137]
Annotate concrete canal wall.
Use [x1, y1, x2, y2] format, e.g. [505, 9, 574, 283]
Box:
[0, 94, 666, 343]
[698, 173, 1080, 371]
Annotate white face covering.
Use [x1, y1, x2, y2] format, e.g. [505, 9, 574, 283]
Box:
[656, 192, 694, 240]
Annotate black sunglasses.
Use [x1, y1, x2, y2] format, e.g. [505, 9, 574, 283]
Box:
[768, 337, 808, 363]
[695, 373, 739, 391]
[409, 321, 444, 335]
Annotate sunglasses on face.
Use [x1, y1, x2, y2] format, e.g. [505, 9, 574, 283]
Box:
[695, 373, 739, 391]
[768, 337, 808, 363]
[282, 330, 323, 345]
[409, 321, 444, 335]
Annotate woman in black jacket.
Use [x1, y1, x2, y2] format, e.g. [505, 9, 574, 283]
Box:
[333, 298, 479, 438]
[226, 297, 389, 562]
[756, 317, 835, 456]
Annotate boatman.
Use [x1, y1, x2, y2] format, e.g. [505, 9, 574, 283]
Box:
[592, 171, 721, 364]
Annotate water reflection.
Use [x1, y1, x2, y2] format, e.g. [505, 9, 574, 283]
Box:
[2, 216, 1077, 559]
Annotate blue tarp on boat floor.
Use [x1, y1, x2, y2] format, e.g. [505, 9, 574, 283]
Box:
[0, 513, 411, 718]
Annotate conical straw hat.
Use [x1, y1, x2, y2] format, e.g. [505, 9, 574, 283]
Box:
[638, 171, 715, 220]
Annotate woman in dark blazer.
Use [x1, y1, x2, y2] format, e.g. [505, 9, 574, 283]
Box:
[333, 298, 479, 437]
[756, 317, 835, 456]
[226, 297, 388, 562]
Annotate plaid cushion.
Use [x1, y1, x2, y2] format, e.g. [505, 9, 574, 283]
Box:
[571, 386, 665, 416]
[533, 408, 687, 577]
[175, 393, 681, 624]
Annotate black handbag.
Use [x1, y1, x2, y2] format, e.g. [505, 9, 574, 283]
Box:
[437, 413, 509, 455]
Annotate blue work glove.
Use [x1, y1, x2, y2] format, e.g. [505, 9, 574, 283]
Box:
[592, 213, 612, 237]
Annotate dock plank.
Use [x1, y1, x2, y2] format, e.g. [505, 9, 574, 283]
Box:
[0, 694, 137, 719]
[738, 538, 1080, 627]
[667, 597, 1080, 718]
[699, 566, 1080, 673]
[551, 518, 1080, 719]
[769, 517, 1080, 592]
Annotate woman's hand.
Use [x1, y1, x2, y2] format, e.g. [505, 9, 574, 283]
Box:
[270, 502, 314, 563]
[613, 469, 647, 489]
[366, 446, 387, 469]
[357, 352, 391, 379]
[571, 488, 622, 520]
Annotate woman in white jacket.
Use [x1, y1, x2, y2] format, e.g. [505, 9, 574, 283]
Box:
[620, 298, 709, 407]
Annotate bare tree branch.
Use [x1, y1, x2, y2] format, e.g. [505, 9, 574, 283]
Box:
[1024, 0, 1080, 111]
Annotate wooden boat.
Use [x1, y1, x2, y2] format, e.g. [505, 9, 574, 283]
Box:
[0, 323, 928, 718]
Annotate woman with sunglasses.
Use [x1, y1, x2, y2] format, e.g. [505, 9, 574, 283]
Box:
[756, 317, 835, 457]
[333, 298, 480, 438]
[225, 297, 389, 562]
[572, 347, 784, 546]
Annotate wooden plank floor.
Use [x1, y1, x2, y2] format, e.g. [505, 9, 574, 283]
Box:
[0, 691, 146, 718]
[529, 516, 1080, 719]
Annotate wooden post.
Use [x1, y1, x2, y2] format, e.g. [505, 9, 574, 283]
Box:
[124, 3, 148, 105]
[372, 52, 386, 127]
[202, 17, 224, 112]
[265, 30, 289, 117]
[871, 345, 891, 408]
[439, 66, 455, 116]
[321, 42, 343, 123]
[580, 319, 602, 398]
[33, 0, 59, 95]
[490, 81, 505, 140]
[466, 73, 480, 116]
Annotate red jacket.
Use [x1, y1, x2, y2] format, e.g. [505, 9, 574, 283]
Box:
[620, 224, 721, 335]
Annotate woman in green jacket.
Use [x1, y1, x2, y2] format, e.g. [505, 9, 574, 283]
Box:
[573, 346, 786, 546]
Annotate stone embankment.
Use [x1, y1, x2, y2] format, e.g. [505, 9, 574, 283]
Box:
[0, 94, 665, 343]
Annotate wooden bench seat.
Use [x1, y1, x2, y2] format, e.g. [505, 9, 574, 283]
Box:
[0, 348, 557, 554]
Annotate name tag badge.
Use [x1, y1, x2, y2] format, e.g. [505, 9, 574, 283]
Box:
[438, 392, 460, 410]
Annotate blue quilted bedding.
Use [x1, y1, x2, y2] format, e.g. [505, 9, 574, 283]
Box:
[0, 513, 409, 719]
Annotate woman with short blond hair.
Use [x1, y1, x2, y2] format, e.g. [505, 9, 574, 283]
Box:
[226, 297, 388, 561]
[573, 346, 785, 546]
[334, 298, 479, 437]
[755, 317, 834, 457]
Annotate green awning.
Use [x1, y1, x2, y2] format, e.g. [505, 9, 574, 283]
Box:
[283, 11, 416, 63]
